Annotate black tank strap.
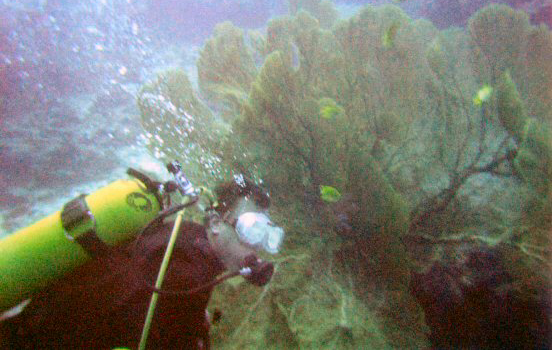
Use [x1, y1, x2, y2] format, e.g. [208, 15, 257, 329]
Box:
[61, 194, 110, 257]
[61, 170, 169, 257]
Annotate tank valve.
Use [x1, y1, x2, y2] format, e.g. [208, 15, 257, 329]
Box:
[167, 160, 197, 197]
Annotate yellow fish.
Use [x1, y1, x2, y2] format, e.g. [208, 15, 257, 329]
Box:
[473, 84, 493, 106]
[320, 185, 342, 203]
[319, 98, 343, 119]
[320, 105, 340, 119]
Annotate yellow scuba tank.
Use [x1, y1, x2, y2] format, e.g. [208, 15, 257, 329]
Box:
[0, 174, 163, 313]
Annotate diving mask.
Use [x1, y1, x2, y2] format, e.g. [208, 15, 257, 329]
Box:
[235, 212, 284, 254]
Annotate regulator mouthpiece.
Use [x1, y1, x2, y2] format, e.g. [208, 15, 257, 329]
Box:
[235, 212, 284, 254]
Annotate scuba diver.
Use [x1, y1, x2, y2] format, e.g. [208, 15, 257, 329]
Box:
[0, 161, 284, 349]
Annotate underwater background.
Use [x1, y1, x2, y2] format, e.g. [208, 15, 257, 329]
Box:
[1, 0, 551, 348]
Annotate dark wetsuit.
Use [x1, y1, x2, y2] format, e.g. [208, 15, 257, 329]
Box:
[3, 221, 225, 350]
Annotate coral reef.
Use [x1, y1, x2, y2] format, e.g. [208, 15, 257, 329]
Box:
[197, 22, 257, 121]
[208, 206, 392, 349]
[138, 2, 552, 348]
[410, 248, 551, 349]
[469, 4, 552, 121]
[288, 0, 338, 29]
[497, 70, 552, 195]
[228, 5, 432, 347]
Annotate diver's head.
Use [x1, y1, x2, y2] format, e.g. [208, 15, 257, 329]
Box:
[207, 176, 284, 271]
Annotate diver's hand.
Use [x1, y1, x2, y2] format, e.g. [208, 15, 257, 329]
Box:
[241, 254, 274, 287]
